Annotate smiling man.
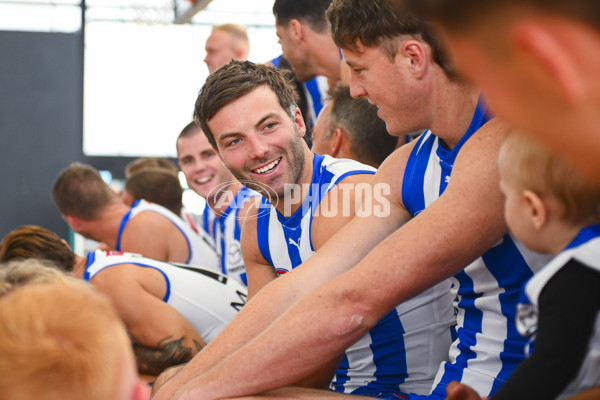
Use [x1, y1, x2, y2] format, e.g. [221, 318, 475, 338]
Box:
[152, 1, 552, 398]
[177, 121, 258, 286]
[153, 60, 457, 400]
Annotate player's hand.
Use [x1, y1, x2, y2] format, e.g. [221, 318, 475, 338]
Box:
[445, 381, 485, 400]
[151, 363, 185, 396]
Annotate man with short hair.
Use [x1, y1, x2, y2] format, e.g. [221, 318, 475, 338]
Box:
[311, 85, 398, 168]
[273, 0, 346, 86]
[204, 23, 249, 74]
[52, 162, 218, 270]
[403, 0, 600, 181]
[154, 60, 457, 400]
[122, 168, 183, 216]
[153, 1, 551, 399]
[0, 225, 247, 378]
[177, 121, 258, 286]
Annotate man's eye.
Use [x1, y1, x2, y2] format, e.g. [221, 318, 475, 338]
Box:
[226, 138, 241, 147]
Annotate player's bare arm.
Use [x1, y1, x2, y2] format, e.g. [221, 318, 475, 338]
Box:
[168, 120, 511, 400]
[92, 264, 205, 376]
[163, 146, 413, 400]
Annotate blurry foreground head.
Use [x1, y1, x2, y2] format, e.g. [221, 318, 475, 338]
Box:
[0, 280, 149, 400]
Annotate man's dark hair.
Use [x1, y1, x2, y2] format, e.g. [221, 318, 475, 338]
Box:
[125, 157, 178, 179]
[178, 120, 203, 141]
[125, 169, 183, 216]
[194, 60, 299, 147]
[52, 163, 116, 220]
[327, 0, 454, 77]
[0, 225, 76, 272]
[273, 0, 332, 33]
[403, 0, 600, 32]
[326, 86, 398, 167]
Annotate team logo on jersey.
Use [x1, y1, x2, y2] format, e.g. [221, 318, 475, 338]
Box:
[227, 242, 243, 266]
[288, 237, 301, 251]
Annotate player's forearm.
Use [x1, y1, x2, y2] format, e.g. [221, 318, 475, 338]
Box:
[173, 283, 374, 400]
[133, 336, 203, 377]
[153, 273, 306, 399]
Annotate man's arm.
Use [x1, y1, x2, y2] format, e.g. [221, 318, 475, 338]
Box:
[240, 206, 278, 299]
[151, 150, 409, 399]
[92, 264, 205, 376]
[169, 119, 511, 400]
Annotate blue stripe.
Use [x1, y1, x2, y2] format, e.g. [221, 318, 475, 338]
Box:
[565, 223, 600, 250]
[402, 132, 434, 215]
[202, 203, 211, 238]
[332, 355, 351, 392]
[482, 235, 534, 394]
[365, 308, 408, 392]
[116, 200, 138, 251]
[256, 198, 274, 267]
[304, 78, 324, 118]
[83, 251, 96, 281]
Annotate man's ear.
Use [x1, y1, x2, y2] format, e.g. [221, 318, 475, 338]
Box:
[294, 106, 307, 138]
[329, 128, 344, 158]
[289, 19, 305, 43]
[523, 189, 548, 230]
[64, 215, 83, 233]
[402, 39, 429, 79]
[511, 21, 584, 103]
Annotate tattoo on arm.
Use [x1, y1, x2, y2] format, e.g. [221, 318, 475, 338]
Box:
[133, 336, 204, 376]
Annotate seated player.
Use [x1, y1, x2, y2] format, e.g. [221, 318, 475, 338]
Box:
[0, 225, 247, 377]
[52, 162, 218, 270]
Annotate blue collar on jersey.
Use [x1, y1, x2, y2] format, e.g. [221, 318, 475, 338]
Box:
[564, 223, 600, 251]
[116, 200, 139, 251]
[83, 250, 96, 281]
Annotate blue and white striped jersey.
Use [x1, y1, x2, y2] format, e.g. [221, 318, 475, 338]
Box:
[84, 250, 247, 343]
[117, 199, 219, 271]
[402, 99, 551, 399]
[214, 186, 260, 286]
[257, 153, 457, 397]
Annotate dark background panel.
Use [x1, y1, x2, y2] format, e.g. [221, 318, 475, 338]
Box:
[0, 30, 156, 241]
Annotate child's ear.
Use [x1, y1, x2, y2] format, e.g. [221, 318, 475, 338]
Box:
[523, 189, 547, 230]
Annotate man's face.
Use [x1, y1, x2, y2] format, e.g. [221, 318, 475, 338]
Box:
[204, 29, 236, 74]
[275, 22, 316, 82]
[207, 85, 308, 200]
[342, 41, 429, 136]
[442, 22, 600, 179]
[310, 101, 334, 156]
[177, 132, 234, 199]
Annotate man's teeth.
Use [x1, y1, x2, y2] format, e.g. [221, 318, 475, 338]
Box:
[196, 176, 212, 184]
[254, 158, 281, 174]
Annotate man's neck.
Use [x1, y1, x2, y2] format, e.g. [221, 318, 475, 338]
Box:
[429, 77, 481, 150]
[306, 30, 342, 83]
[71, 255, 88, 280]
[274, 149, 315, 218]
[90, 202, 130, 249]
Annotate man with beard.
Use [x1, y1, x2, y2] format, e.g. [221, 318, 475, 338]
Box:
[153, 60, 456, 399]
